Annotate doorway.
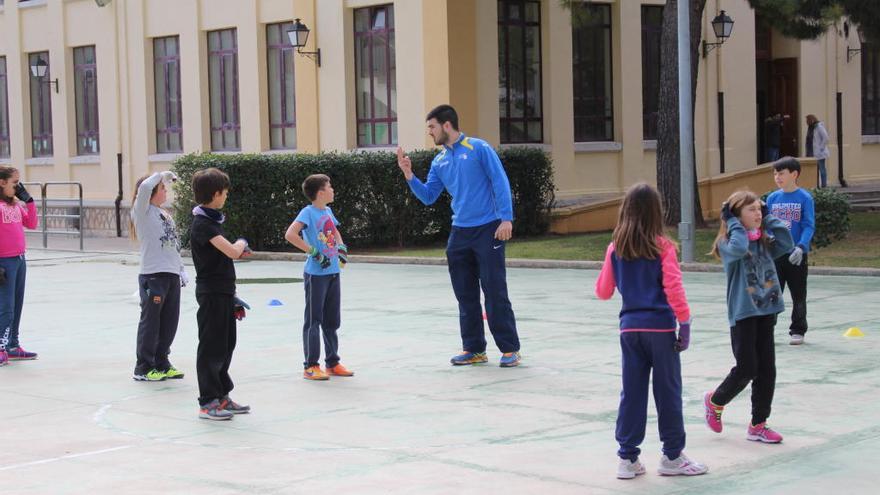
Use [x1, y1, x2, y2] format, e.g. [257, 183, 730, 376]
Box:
[755, 17, 799, 164]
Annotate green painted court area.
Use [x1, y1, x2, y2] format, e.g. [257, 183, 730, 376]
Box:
[2, 250, 878, 494]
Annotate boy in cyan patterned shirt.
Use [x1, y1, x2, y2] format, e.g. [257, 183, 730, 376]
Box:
[285, 174, 353, 381]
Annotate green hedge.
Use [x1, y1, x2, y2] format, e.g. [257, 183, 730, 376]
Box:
[809, 187, 851, 249]
[761, 187, 850, 250]
[171, 147, 554, 250]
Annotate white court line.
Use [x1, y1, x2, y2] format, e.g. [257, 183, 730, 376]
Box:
[0, 445, 133, 471]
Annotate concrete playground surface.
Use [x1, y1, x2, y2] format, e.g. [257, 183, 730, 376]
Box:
[1, 247, 879, 495]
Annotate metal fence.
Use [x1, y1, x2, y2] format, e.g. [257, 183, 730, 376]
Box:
[21, 181, 84, 250]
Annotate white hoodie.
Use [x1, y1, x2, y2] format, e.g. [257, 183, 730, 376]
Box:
[131, 172, 184, 276]
[810, 121, 830, 160]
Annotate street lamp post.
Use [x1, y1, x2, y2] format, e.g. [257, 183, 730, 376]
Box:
[679, 0, 696, 262]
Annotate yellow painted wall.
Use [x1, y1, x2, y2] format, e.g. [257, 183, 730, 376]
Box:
[0, 0, 877, 207]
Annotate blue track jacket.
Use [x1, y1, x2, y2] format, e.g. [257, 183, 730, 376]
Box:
[407, 134, 514, 227]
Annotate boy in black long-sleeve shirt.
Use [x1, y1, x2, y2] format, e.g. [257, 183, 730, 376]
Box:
[190, 167, 251, 420]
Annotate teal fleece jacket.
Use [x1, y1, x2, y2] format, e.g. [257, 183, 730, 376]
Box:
[718, 215, 794, 326]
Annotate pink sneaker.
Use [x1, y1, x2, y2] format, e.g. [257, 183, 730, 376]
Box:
[747, 422, 783, 443]
[6, 346, 38, 360]
[0, 349, 8, 367]
[703, 391, 724, 433]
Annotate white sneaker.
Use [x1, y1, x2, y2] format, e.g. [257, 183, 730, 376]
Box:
[657, 453, 708, 476]
[790, 334, 805, 345]
[617, 458, 646, 479]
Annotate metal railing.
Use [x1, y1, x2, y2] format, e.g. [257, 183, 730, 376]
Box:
[21, 181, 84, 250]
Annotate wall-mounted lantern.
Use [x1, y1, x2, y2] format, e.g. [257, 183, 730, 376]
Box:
[845, 22, 867, 63]
[287, 18, 321, 67]
[29, 57, 59, 94]
[702, 10, 734, 58]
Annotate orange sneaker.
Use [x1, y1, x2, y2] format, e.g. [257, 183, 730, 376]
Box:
[327, 363, 354, 377]
[303, 365, 329, 380]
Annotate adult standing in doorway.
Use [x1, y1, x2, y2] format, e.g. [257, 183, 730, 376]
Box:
[396, 104, 522, 368]
[763, 113, 789, 163]
[805, 114, 830, 188]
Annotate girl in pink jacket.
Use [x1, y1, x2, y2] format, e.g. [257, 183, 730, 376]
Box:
[0, 166, 39, 366]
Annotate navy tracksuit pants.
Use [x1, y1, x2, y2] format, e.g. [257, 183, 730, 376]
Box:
[446, 219, 519, 354]
[0, 255, 27, 351]
[616, 331, 685, 462]
[302, 273, 341, 369]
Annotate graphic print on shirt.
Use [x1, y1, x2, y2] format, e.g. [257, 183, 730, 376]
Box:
[743, 253, 780, 309]
[770, 203, 802, 230]
[157, 211, 181, 251]
[1, 203, 23, 224]
[315, 214, 339, 258]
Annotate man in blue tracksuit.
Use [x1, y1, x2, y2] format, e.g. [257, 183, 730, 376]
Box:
[396, 104, 521, 367]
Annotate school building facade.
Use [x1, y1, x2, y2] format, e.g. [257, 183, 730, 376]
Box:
[0, 0, 878, 222]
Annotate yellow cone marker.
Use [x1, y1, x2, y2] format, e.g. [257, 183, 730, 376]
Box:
[843, 327, 865, 338]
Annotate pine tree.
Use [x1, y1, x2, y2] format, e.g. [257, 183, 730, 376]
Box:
[747, 0, 879, 41]
[656, 0, 707, 226]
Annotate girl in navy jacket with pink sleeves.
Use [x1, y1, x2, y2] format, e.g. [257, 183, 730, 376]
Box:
[595, 184, 708, 480]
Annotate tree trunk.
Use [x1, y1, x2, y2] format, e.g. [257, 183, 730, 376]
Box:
[657, 0, 707, 227]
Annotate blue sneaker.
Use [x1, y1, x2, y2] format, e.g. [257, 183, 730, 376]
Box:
[450, 351, 488, 366]
[499, 352, 521, 367]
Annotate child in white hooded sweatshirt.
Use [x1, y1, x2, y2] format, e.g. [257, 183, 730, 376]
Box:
[130, 171, 187, 382]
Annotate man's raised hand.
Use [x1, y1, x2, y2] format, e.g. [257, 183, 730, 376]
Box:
[396, 147, 413, 180]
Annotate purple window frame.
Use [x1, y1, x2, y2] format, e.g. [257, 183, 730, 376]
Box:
[863, 42, 880, 136]
[267, 22, 297, 150]
[208, 29, 241, 151]
[498, 0, 544, 144]
[0, 56, 10, 158]
[28, 52, 53, 157]
[572, 3, 614, 142]
[154, 36, 183, 153]
[354, 4, 397, 148]
[74, 46, 100, 155]
[641, 6, 662, 141]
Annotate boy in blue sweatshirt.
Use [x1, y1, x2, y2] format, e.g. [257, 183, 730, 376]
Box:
[766, 157, 815, 345]
[396, 104, 521, 368]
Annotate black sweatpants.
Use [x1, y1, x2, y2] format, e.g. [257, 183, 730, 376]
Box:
[711, 314, 777, 426]
[135, 273, 181, 375]
[775, 254, 808, 336]
[196, 292, 236, 406]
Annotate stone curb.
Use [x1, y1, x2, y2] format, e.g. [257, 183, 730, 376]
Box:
[177, 250, 880, 277]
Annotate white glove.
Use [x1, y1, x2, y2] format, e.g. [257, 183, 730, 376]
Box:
[788, 246, 804, 266]
[179, 268, 189, 287]
[160, 171, 179, 184]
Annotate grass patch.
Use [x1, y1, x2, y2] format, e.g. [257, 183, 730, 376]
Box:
[360, 213, 880, 268]
[808, 212, 880, 268]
